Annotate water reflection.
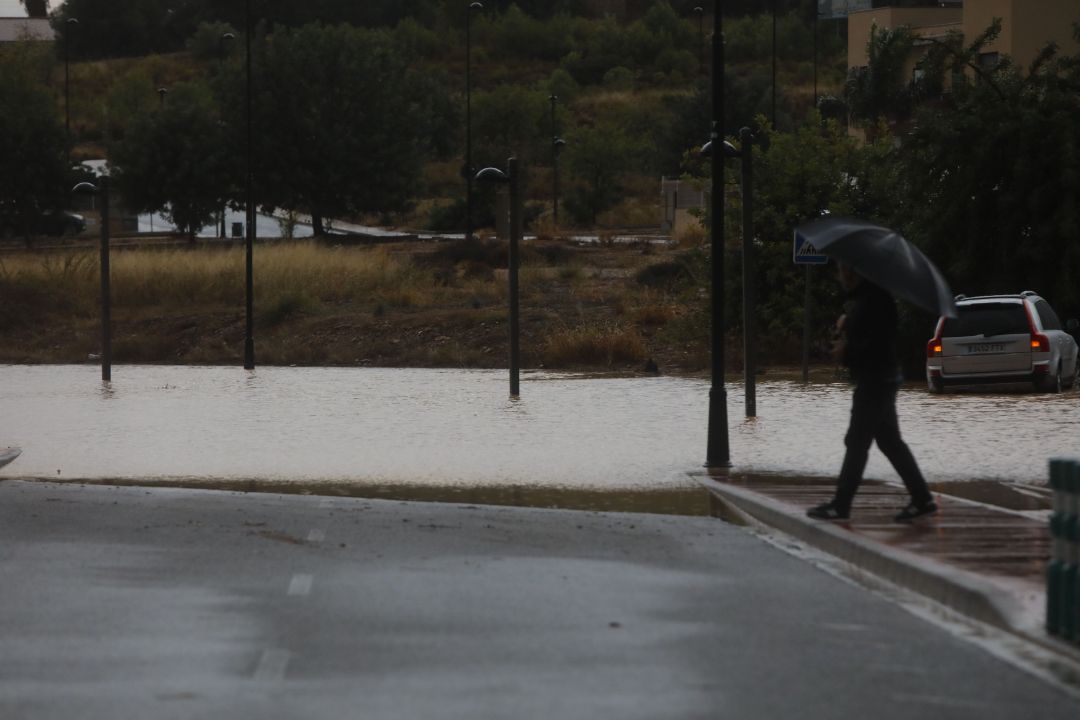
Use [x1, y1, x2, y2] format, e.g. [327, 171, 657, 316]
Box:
[0, 366, 1076, 490]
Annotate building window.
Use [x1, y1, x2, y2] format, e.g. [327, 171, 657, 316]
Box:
[978, 52, 1001, 73]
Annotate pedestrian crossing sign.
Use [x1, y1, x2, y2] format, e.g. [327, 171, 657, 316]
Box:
[793, 231, 829, 265]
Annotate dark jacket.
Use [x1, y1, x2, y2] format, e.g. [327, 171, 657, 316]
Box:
[842, 281, 903, 385]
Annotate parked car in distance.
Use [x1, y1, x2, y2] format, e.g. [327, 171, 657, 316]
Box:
[926, 292, 1080, 393]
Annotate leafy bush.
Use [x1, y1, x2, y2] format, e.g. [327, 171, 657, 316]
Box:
[541, 323, 646, 367]
[185, 21, 239, 62]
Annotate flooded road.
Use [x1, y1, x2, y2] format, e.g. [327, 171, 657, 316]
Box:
[0, 366, 1076, 493]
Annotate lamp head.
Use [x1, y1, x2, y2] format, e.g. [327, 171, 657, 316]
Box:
[475, 167, 508, 183]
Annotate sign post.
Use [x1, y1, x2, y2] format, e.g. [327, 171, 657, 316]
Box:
[794, 231, 828, 383]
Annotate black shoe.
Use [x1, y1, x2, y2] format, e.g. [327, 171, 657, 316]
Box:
[894, 500, 938, 523]
[807, 502, 849, 520]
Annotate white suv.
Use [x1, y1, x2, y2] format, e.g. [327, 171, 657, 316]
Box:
[926, 292, 1080, 393]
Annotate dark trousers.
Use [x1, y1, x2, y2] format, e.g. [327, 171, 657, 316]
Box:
[834, 382, 932, 513]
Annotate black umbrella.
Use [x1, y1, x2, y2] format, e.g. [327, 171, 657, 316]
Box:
[795, 217, 959, 319]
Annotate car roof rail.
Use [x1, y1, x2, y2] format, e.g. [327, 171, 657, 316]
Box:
[954, 294, 966, 301]
[1020, 290, 1038, 297]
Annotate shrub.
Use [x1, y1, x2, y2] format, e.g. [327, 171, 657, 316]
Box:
[635, 259, 693, 289]
[541, 323, 647, 367]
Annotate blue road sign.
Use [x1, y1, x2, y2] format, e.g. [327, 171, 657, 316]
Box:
[793, 230, 829, 265]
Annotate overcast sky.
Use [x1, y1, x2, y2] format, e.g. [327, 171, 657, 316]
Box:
[0, 1, 29, 17]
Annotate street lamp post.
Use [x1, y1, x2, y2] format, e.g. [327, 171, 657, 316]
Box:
[707, 129, 767, 420]
[552, 137, 565, 229]
[476, 159, 522, 398]
[73, 179, 111, 382]
[548, 94, 565, 230]
[771, 0, 777, 128]
[157, 87, 168, 107]
[465, 2, 484, 244]
[220, 32, 236, 240]
[64, 17, 78, 168]
[734, 127, 765, 418]
[703, 2, 730, 468]
[694, 6, 704, 76]
[243, 1, 255, 370]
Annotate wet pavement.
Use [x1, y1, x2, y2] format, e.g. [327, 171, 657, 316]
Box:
[700, 471, 1071, 655]
[4, 479, 1080, 719]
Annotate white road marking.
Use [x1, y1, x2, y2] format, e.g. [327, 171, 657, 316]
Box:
[307, 529, 326, 543]
[287, 573, 313, 597]
[253, 648, 291, 683]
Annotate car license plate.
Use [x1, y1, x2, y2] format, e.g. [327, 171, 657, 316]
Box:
[965, 342, 1007, 354]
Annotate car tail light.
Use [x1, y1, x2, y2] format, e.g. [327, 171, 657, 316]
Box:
[926, 318, 945, 358]
[1022, 301, 1051, 353]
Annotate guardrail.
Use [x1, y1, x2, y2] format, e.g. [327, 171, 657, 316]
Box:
[1048, 458, 1080, 644]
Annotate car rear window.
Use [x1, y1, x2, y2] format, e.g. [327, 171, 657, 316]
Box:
[943, 303, 1029, 337]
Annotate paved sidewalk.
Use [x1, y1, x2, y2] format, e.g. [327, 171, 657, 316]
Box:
[699, 471, 1079, 661]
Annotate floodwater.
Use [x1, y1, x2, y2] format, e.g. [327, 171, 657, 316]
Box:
[0, 365, 1077, 496]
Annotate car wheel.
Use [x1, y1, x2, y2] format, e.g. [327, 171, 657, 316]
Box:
[1038, 365, 1063, 393]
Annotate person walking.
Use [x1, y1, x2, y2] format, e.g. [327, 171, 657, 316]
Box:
[807, 262, 937, 522]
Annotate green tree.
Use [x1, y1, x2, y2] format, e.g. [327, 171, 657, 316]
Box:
[0, 42, 67, 242]
[844, 24, 916, 133]
[111, 82, 233, 240]
[899, 27, 1080, 319]
[51, 0, 184, 59]
[472, 84, 549, 169]
[563, 121, 632, 226]
[231, 23, 449, 234]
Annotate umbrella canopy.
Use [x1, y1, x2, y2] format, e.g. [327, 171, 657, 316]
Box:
[795, 217, 958, 319]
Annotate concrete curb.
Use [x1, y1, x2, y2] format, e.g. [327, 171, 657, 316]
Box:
[702, 476, 1080, 667]
[701, 477, 1028, 631]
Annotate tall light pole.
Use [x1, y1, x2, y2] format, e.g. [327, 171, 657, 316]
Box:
[63, 17, 78, 168]
[243, 0, 255, 369]
[220, 32, 236, 239]
[549, 94, 565, 229]
[552, 136, 565, 229]
[771, 0, 777, 128]
[465, 2, 484, 243]
[731, 127, 768, 418]
[694, 6, 704, 76]
[706, 1, 730, 468]
[73, 180, 111, 382]
[813, 4, 819, 110]
[476, 159, 522, 398]
[157, 87, 168, 107]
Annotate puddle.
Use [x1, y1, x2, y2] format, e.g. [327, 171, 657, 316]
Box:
[3, 365, 1076, 497]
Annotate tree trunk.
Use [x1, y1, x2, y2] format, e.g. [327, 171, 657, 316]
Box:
[311, 211, 325, 237]
[24, 1, 48, 19]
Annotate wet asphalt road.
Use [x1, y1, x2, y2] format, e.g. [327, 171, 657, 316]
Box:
[1, 480, 1078, 720]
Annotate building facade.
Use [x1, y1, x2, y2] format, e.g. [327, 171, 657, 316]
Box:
[848, 1, 1080, 85]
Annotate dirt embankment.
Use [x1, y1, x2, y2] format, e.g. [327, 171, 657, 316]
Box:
[0, 235, 818, 376]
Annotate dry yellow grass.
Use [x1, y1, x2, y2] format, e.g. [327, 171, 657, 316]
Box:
[541, 322, 647, 367]
[1, 242, 431, 312]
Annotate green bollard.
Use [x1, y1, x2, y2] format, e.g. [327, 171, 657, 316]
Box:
[1063, 460, 1079, 643]
[1047, 459, 1066, 636]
